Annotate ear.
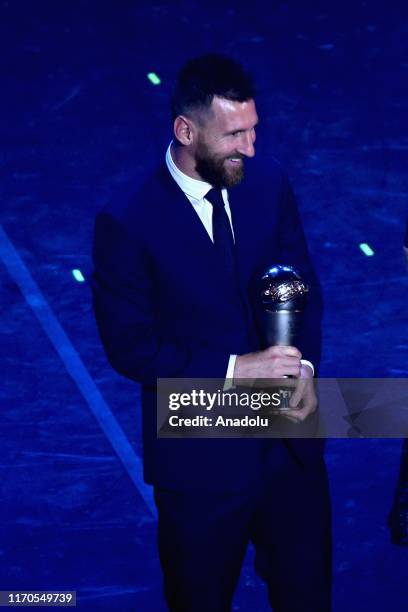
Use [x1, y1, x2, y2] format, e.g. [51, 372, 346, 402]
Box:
[173, 115, 195, 146]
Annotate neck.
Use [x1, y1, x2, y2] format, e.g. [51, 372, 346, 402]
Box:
[171, 142, 203, 181]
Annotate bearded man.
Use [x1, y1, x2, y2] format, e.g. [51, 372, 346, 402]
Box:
[92, 54, 331, 611]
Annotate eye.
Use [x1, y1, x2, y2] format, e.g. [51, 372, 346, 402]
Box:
[231, 130, 243, 136]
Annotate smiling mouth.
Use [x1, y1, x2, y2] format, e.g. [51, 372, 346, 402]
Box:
[226, 157, 243, 164]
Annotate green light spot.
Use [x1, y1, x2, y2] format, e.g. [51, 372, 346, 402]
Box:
[72, 269, 85, 282]
[147, 72, 161, 85]
[359, 243, 374, 257]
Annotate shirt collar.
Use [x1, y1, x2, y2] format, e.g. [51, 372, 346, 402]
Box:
[165, 141, 226, 201]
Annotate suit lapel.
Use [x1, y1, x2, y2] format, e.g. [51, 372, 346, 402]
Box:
[228, 181, 257, 284]
[157, 164, 223, 265]
[157, 164, 262, 286]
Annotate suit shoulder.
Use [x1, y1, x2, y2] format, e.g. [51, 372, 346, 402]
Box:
[96, 164, 172, 226]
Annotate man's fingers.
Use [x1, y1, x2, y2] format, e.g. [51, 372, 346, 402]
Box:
[286, 397, 317, 421]
[289, 390, 303, 408]
[279, 413, 300, 423]
[289, 380, 307, 408]
[272, 357, 302, 378]
[266, 345, 302, 359]
[280, 406, 313, 422]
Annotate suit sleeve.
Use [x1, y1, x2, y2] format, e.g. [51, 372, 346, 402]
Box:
[275, 171, 323, 372]
[91, 211, 231, 386]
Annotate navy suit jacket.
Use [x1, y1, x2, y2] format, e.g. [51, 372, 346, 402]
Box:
[91, 158, 325, 492]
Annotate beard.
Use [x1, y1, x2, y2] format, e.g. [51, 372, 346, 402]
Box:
[194, 138, 244, 188]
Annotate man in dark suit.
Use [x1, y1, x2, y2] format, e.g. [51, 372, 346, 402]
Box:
[92, 54, 331, 611]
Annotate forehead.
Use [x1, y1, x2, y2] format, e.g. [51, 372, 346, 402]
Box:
[209, 96, 258, 130]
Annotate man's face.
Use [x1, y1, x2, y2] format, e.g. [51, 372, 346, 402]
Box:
[193, 97, 258, 188]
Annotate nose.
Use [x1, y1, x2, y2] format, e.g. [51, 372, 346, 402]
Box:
[237, 130, 256, 158]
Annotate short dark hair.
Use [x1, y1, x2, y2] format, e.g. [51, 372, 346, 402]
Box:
[171, 54, 256, 122]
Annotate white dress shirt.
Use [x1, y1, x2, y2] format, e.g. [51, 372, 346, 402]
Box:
[165, 142, 314, 378]
[166, 141, 234, 241]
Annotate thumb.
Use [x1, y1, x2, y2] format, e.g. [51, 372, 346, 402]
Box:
[289, 380, 305, 408]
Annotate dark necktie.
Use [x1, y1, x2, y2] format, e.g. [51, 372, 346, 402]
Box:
[205, 188, 236, 277]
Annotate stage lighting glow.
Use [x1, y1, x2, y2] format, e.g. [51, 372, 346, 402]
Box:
[359, 243, 374, 257]
[147, 72, 161, 85]
[72, 269, 85, 282]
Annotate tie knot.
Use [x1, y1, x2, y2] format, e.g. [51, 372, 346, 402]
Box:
[205, 188, 225, 210]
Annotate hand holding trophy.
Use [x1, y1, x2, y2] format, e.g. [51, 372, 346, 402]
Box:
[259, 265, 316, 422]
